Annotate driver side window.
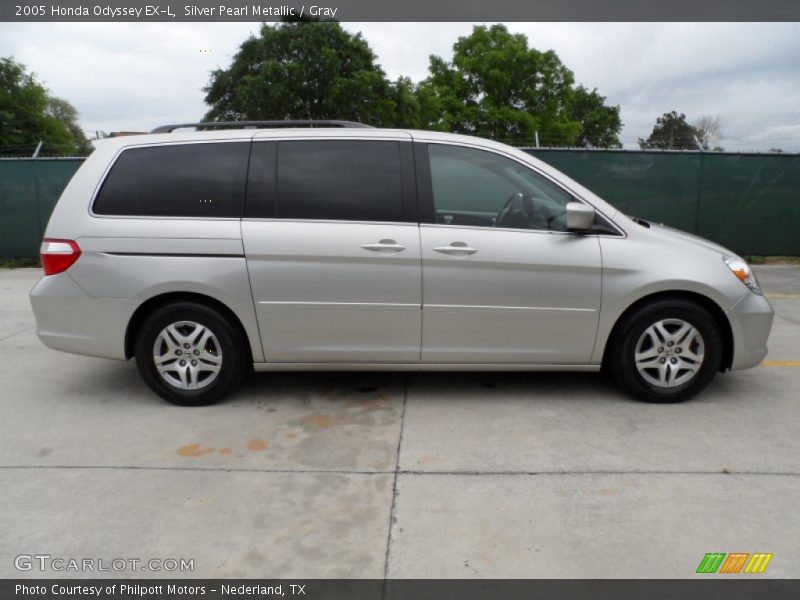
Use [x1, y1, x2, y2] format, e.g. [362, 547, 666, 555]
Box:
[428, 144, 573, 231]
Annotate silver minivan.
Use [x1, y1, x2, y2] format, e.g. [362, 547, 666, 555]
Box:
[30, 121, 774, 405]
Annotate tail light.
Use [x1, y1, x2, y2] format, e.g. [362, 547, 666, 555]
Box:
[40, 239, 81, 275]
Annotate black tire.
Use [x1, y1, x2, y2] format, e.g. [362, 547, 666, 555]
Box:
[608, 298, 723, 403]
[134, 301, 246, 405]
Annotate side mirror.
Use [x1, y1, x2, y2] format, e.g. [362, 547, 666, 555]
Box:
[566, 201, 596, 231]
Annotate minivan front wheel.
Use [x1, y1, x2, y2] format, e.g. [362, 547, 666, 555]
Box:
[609, 299, 723, 403]
[135, 302, 245, 405]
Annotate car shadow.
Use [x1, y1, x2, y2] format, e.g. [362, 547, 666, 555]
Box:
[57, 357, 741, 409]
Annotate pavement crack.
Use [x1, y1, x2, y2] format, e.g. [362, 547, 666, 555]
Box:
[397, 469, 800, 477]
[0, 465, 390, 475]
[774, 312, 800, 326]
[1, 465, 797, 477]
[0, 325, 34, 343]
[382, 375, 409, 594]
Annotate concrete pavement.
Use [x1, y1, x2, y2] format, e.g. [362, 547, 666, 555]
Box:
[0, 266, 798, 578]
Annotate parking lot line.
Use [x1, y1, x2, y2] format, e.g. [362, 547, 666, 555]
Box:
[761, 360, 800, 367]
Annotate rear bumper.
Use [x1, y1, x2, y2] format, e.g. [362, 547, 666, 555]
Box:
[726, 291, 774, 370]
[29, 273, 137, 360]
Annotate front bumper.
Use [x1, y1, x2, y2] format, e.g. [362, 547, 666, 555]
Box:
[29, 272, 138, 361]
[726, 291, 774, 370]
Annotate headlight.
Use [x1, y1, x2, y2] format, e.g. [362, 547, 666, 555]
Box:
[723, 256, 761, 295]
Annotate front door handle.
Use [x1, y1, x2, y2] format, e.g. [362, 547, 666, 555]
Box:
[361, 239, 406, 253]
[433, 241, 478, 255]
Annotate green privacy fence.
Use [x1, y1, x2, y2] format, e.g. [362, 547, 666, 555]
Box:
[1, 150, 798, 259]
[524, 149, 800, 256]
[0, 158, 85, 259]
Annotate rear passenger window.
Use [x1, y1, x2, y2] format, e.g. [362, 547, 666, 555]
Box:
[277, 140, 404, 222]
[93, 142, 250, 217]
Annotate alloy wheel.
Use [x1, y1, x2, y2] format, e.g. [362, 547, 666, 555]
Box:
[152, 321, 223, 390]
[634, 318, 705, 388]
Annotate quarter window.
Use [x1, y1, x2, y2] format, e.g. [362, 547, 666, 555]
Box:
[93, 142, 250, 217]
[428, 144, 573, 231]
[277, 140, 404, 222]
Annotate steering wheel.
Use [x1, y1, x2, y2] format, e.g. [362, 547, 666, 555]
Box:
[495, 192, 539, 229]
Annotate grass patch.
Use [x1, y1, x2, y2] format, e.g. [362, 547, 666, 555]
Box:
[0, 257, 41, 268]
[744, 256, 800, 265]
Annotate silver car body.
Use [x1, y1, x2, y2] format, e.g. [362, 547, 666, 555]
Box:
[30, 128, 773, 373]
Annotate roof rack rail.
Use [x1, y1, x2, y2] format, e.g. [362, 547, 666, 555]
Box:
[150, 120, 373, 134]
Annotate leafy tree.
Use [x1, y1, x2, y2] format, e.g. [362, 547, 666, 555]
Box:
[0, 56, 89, 155]
[385, 77, 422, 129]
[639, 111, 700, 150]
[413, 81, 444, 130]
[204, 20, 395, 126]
[567, 86, 622, 148]
[418, 25, 621, 147]
[46, 97, 92, 154]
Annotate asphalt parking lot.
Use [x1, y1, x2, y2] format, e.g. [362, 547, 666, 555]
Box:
[1, 266, 799, 579]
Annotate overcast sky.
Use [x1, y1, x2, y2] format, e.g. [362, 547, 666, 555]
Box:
[1, 22, 799, 151]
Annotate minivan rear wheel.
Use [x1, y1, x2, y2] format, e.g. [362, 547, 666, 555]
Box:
[134, 302, 245, 405]
[609, 299, 723, 403]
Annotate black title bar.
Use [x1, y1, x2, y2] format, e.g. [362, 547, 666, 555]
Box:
[4, 579, 800, 600]
[3, 0, 800, 22]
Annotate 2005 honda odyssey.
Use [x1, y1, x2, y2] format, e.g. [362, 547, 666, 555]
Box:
[30, 121, 774, 405]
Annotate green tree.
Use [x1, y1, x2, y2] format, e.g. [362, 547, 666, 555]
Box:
[385, 77, 422, 128]
[413, 81, 444, 130]
[204, 20, 395, 126]
[418, 25, 621, 147]
[46, 97, 92, 154]
[0, 56, 89, 155]
[568, 86, 622, 148]
[639, 111, 700, 150]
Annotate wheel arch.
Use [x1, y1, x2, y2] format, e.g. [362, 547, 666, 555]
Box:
[602, 290, 734, 372]
[125, 292, 253, 362]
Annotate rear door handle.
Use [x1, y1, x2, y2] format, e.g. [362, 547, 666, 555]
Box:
[361, 239, 406, 252]
[433, 242, 478, 255]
